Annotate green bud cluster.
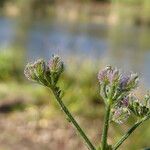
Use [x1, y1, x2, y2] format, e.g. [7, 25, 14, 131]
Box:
[129, 94, 150, 118]
[111, 107, 130, 124]
[24, 55, 64, 87]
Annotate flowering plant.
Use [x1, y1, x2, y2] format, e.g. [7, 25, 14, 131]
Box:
[24, 55, 150, 150]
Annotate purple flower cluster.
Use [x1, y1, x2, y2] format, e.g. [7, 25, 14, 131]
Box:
[98, 66, 139, 103]
[111, 91, 150, 124]
[98, 66, 119, 85]
[98, 66, 140, 124]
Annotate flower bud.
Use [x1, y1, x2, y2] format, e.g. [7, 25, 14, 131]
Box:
[98, 67, 108, 84]
[48, 55, 64, 74]
[24, 59, 48, 85]
[120, 96, 129, 107]
[119, 75, 130, 90]
[24, 63, 38, 81]
[129, 95, 150, 118]
[98, 66, 119, 85]
[33, 59, 47, 77]
[48, 55, 64, 85]
[111, 107, 130, 124]
[107, 68, 119, 84]
[127, 73, 139, 90]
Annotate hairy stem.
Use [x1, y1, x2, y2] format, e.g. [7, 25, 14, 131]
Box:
[101, 103, 111, 150]
[52, 88, 96, 150]
[113, 114, 150, 150]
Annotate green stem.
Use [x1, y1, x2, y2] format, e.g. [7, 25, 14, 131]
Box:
[52, 88, 96, 150]
[101, 103, 111, 150]
[113, 114, 150, 150]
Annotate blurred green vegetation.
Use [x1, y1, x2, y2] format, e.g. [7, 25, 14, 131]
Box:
[111, 0, 150, 26]
[0, 0, 149, 26]
[0, 50, 23, 81]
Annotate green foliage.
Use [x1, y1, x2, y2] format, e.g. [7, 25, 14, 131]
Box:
[0, 51, 23, 81]
[111, 0, 150, 26]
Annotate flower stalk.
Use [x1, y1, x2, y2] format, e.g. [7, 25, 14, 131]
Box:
[101, 103, 111, 150]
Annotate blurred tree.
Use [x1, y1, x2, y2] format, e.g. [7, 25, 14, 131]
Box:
[0, 0, 7, 8]
[29, 0, 55, 17]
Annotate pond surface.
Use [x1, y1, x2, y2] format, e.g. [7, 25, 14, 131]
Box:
[0, 16, 150, 87]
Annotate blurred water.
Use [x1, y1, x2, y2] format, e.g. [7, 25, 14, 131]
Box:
[0, 17, 16, 49]
[0, 16, 150, 87]
[25, 21, 109, 61]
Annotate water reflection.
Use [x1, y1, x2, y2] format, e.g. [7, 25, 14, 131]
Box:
[0, 17, 16, 48]
[0, 16, 150, 87]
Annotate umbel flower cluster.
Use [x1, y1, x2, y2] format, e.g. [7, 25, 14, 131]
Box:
[24, 55, 150, 150]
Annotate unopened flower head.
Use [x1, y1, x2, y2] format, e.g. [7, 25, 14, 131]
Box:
[112, 107, 130, 124]
[119, 96, 129, 107]
[24, 55, 64, 87]
[24, 63, 37, 81]
[48, 55, 64, 74]
[24, 59, 47, 82]
[98, 66, 119, 85]
[34, 59, 48, 77]
[119, 75, 130, 90]
[98, 66, 139, 105]
[129, 94, 150, 118]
